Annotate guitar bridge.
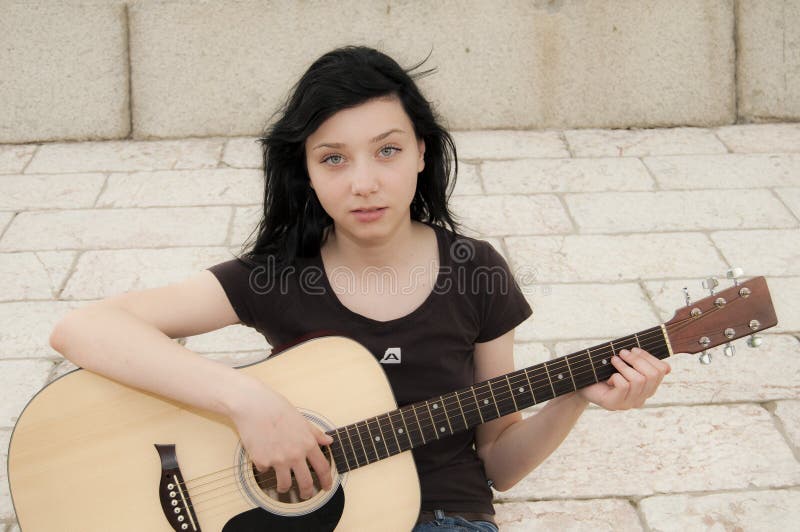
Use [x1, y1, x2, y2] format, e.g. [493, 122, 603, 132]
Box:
[155, 444, 202, 532]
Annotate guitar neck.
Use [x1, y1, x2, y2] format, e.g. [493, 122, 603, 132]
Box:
[328, 325, 671, 473]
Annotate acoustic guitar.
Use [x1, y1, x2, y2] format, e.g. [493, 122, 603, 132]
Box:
[7, 275, 777, 531]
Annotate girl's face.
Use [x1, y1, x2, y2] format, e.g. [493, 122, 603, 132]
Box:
[304, 96, 425, 244]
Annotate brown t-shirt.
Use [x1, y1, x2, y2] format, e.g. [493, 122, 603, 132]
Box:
[207, 223, 533, 515]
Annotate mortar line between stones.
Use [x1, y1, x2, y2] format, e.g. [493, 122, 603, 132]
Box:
[20, 145, 40, 174]
[761, 400, 800, 463]
[638, 157, 661, 191]
[0, 212, 18, 243]
[769, 187, 800, 225]
[733, 0, 742, 123]
[92, 173, 111, 207]
[630, 498, 653, 532]
[56, 249, 84, 300]
[123, 2, 133, 139]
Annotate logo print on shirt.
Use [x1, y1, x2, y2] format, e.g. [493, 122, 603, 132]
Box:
[379, 347, 402, 364]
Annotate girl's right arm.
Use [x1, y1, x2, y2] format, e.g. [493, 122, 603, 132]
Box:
[48, 269, 332, 499]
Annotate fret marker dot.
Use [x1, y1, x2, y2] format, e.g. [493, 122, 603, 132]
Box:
[602, 358, 608, 365]
[483, 399, 489, 405]
[558, 373, 564, 380]
[375, 436, 380, 442]
[519, 387, 525, 393]
[432, 403, 439, 409]
[440, 427, 446, 433]
[398, 428, 404, 434]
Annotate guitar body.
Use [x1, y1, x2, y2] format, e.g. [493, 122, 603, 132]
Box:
[8, 336, 420, 531]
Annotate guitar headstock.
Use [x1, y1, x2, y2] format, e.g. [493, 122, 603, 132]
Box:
[664, 274, 778, 359]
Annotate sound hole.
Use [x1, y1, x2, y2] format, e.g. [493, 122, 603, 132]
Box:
[251, 461, 327, 504]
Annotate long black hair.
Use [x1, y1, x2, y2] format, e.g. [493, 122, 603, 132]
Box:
[239, 45, 460, 271]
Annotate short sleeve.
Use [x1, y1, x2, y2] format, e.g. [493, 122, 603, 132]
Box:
[207, 258, 257, 328]
[474, 244, 533, 343]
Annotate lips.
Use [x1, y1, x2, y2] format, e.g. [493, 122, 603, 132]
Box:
[351, 207, 386, 213]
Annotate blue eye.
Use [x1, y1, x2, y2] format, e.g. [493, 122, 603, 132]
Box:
[323, 154, 343, 165]
[380, 146, 400, 157]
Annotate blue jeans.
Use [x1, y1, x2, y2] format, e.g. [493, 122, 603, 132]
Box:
[412, 510, 498, 532]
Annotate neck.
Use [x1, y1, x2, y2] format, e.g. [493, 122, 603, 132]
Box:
[325, 219, 419, 269]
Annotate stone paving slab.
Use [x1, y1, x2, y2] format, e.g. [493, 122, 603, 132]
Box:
[711, 229, 800, 277]
[96, 169, 263, 207]
[451, 195, 572, 236]
[564, 128, 728, 157]
[60, 247, 238, 300]
[1, 429, 11, 520]
[643, 277, 799, 333]
[645, 153, 800, 189]
[497, 404, 800, 500]
[553, 335, 800, 405]
[495, 499, 642, 531]
[0, 301, 82, 359]
[639, 489, 800, 532]
[25, 139, 224, 174]
[0, 251, 75, 301]
[566, 190, 797, 233]
[0, 173, 106, 211]
[231, 205, 262, 248]
[776, 187, 800, 219]
[773, 400, 800, 452]
[221, 137, 262, 168]
[715, 124, 800, 153]
[0, 207, 231, 251]
[0, 146, 36, 175]
[451, 130, 569, 160]
[515, 283, 658, 341]
[481, 157, 654, 193]
[505, 233, 726, 283]
[0, 360, 54, 429]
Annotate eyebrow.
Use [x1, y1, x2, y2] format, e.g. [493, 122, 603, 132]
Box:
[311, 128, 406, 151]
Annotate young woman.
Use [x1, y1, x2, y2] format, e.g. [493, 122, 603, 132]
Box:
[50, 46, 670, 531]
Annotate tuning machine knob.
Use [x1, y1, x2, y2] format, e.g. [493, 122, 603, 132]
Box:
[702, 277, 719, 296]
[699, 350, 712, 365]
[747, 335, 763, 348]
[726, 267, 744, 286]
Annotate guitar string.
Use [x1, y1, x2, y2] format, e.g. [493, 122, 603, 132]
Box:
[182, 320, 708, 508]
[180, 322, 681, 497]
[183, 307, 744, 509]
[180, 310, 723, 505]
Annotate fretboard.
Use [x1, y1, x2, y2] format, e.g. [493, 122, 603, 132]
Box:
[327, 325, 670, 473]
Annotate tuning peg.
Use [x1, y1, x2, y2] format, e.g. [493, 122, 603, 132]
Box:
[726, 267, 744, 286]
[723, 343, 736, 357]
[702, 277, 719, 296]
[683, 286, 692, 306]
[699, 350, 712, 365]
[747, 335, 763, 348]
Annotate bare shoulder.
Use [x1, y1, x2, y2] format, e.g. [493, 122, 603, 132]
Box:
[82, 270, 240, 339]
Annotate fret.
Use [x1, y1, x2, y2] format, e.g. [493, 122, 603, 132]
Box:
[508, 371, 535, 410]
[505, 375, 519, 411]
[344, 424, 365, 468]
[332, 429, 352, 472]
[475, 381, 496, 421]
[586, 348, 599, 383]
[522, 367, 538, 405]
[563, 354, 578, 390]
[547, 357, 576, 397]
[434, 395, 455, 434]
[486, 379, 502, 418]
[409, 403, 429, 444]
[470, 386, 485, 424]
[385, 411, 405, 452]
[362, 420, 380, 461]
[399, 406, 418, 448]
[635, 332, 642, 349]
[355, 421, 377, 464]
[453, 390, 470, 429]
[424, 401, 441, 439]
[394, 409, 415, 449]
[369, 417, 391, 458]
[542, 360, 557, 398]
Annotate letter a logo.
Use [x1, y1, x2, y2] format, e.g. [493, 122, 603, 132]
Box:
[380, 347, 402, 364]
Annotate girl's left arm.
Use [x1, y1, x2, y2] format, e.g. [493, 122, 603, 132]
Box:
[474, 329, 670, 491]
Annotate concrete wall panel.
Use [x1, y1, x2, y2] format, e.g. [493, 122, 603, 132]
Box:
[129, 0, 736, 138]
[737, 0, 800, 121]
[0, 2, 129, 143]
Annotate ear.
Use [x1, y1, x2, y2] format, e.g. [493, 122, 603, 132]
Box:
[417, 138, 426, 173]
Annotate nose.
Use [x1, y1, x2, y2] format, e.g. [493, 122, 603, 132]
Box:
[350, 159, 379, 195]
